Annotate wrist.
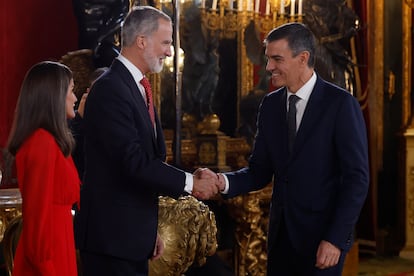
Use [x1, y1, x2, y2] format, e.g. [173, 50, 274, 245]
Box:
[216, 173, 225, 192]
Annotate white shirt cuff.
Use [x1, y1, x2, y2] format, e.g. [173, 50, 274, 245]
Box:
[184, 172, 193, 194]
[221, 174, 229, 194]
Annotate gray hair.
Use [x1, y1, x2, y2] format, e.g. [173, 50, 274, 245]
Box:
[121, 6, 171, 47]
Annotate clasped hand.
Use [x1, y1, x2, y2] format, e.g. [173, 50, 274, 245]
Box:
[191, 168, 225, 200]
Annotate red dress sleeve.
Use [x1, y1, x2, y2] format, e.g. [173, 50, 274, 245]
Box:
[17, 131, 59, 275]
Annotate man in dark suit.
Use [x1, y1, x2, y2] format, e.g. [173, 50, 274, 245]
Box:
[74, 6, 218, 276]
[199, 22, 369, 275]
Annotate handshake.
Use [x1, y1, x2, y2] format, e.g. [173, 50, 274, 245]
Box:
[191, 168, 226, 200]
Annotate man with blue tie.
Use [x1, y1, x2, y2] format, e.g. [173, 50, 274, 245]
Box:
[199, 22, 369, 275]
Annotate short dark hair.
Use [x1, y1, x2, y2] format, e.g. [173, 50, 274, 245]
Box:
[264, 22, 316, 67]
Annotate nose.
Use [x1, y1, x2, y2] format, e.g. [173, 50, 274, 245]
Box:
[166, 46, 172, 57]
[265, 59, 274, 72]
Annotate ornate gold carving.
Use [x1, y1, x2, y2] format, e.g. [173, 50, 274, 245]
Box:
[149, 196, 217, 276]
[198, 141, 218, 165]
[227, 184, 273, 276]
[165, 139, 198, 168]
[196, 134, 231, 171]
[197, 114, 222, 135]
[238, 30, 254, 99]
[226, 137, 251, 169]
[405, 0, 414, 9]
[60, 49, 95, 99]
[0, 189, 22, 241]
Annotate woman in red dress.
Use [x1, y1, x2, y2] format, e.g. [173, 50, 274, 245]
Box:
[6, 61, 81, 275]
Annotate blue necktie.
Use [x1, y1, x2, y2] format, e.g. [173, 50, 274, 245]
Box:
[288, 94, 300, 155]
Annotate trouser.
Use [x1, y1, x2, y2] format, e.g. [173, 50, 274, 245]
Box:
[267, 216, 346, 276]
[80, 250, 149, 276]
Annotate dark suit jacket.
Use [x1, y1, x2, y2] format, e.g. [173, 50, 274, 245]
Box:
[75, 59, 186, 261]
[224, 75, 369, 258]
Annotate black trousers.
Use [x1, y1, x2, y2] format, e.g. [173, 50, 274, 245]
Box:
[80, 250, 148, 276]
[267, 216, 346, 276]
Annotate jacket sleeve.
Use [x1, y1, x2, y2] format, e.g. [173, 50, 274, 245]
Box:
[325, 94, 369, 250]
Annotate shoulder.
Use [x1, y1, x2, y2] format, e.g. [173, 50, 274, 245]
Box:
[29, 128, 55, 142]
[313, 78, 363, 119]
[90, 64, 131, 95]
[316, 75, 349, 95]
[266, 86, 285, 98]
[23, 129, 57, 150]
[315, 76, 356, 103]
[17, 129, 59, 159]
[261, 87, 284, 106]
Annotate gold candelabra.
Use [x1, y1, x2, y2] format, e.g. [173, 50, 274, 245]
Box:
[406, 0, 414, 9]
[200, 0, 304, 38]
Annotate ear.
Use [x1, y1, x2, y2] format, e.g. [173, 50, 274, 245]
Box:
[136, 35, 146, 50]
[300, 51, 310, 65]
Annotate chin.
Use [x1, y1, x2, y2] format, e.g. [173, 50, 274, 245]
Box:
[67, 112, 76, 119]
[153, 65, 163, 73]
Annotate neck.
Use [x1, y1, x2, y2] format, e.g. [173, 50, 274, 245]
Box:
[289, 69, 314, 93]
[120, 48, 147, 74]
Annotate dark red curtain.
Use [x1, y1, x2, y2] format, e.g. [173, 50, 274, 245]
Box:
[0, 0, 78, 185]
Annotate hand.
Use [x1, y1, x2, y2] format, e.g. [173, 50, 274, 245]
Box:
[194, 168, 226, 192]
[151, 233, 164, 260]
[315, 240, 341, 269]
[194, 167, 216, 179]
[192, 169, 218, 200]
[77, 93, 88, 118]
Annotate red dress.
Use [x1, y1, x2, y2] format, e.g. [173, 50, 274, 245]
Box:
[13, 129, 80, 276]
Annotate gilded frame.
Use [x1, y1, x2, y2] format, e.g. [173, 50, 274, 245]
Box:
[403, 1, 412, 128]
[402, 0, 414, 253]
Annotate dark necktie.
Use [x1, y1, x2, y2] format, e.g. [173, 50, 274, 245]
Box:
[140, 77, 155, 127]
[287, 94, 300, 154]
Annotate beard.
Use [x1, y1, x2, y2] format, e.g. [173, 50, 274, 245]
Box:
[144, 52, 164, 73]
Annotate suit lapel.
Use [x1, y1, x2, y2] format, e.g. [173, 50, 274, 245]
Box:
[292, 77, 327, 157]
[263, 88, 290, 169]
[111, 60, 158, 147]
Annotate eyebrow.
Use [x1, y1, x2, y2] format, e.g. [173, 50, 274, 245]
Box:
[267, 54, 284, 60]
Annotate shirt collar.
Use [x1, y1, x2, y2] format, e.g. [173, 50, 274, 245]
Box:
[287, 72, 317, 101]
[116, 54, 145, 85]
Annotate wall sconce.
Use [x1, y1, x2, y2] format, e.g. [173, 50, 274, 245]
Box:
[405, 0, 414, 8]
[200, 0, 304, 38]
